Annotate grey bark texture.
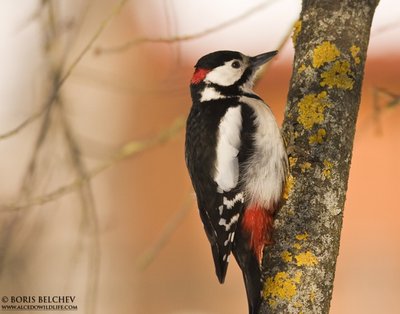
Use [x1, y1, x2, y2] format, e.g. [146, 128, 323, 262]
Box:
[260, 1, 379, 313]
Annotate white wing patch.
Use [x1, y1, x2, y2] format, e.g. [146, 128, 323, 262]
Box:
[214, 106, 242, 192]
[218, 213, 240, 231]
[223, 192, 244, 209]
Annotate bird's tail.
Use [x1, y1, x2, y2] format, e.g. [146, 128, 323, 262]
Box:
[210, 242, 230, 284]
[232, 235, 262, 314]
[233, 206, 274, 314]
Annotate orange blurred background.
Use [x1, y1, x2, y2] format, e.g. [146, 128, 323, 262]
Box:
[0, 1, 399, 313]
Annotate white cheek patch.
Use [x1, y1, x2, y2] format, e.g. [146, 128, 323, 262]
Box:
[205, 61, 245, 86]
[214, 106, 242, 192]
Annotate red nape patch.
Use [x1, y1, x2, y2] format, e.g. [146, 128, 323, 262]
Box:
[191, 68, 210, 84]
[241, 205, 274, 263]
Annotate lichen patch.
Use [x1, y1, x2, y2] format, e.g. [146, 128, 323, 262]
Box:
[281, 250, 293, 263]
[310, 290, 316, 304]
[312, 41, 340, 68]
[320, 60, 354, 90]
[283, 174, 295, 200]
[300, 162, 312, 173]
[322, 159, 333, 178]
[297, 63, 307, 74]
[309, 128, 327, 144]
[295, 251, 318, 267]
[297, 92, 330, 130]
[289, 156, 298, 169]
[263, 271, 303, 303]
[296, 233, 309, 241]
[350, 45, 361, 64]
[292, 20, 302, 45]
[293, 242, 302, 250]
[324, 190, 342, 215]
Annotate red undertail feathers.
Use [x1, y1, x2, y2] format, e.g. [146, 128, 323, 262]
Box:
[241, 204, 274, 263]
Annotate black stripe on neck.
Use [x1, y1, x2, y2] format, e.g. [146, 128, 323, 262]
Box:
[242, 92, 262, 100]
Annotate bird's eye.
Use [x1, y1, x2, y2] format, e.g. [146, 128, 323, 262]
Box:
[231, 61, 241, 69]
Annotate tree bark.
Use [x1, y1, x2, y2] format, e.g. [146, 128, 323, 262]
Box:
[260, 1, 379, 313]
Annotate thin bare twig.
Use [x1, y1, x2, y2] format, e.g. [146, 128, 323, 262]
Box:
[0, 106, 48, 141]
[95, 0, 278, 55]
[357, 86, 400, 136]
[136, 194, 194, 270]
[58, 99, 100, 314]
[2, 117, 185, 212]
[0, 0, 129, 142]
[370, 87, 400, 134]
[58, 0, 129, 86]
[372, 87, 382, 135]
[256, 19, 297, 80]
[372, 20, 400, 37]
[374, 87, 400, 107]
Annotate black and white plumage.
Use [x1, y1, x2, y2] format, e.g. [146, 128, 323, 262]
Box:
[185, 50, 287, 314]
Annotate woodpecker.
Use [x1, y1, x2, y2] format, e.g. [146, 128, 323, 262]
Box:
[185, 50, 287, 314]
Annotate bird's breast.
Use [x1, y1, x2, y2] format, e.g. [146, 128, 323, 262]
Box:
[239, 96, 287, 209]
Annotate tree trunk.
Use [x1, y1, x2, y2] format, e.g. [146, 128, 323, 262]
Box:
[260, 1, 379, 313]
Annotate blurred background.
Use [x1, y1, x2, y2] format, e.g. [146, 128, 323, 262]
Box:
[0, 0, 399, 313]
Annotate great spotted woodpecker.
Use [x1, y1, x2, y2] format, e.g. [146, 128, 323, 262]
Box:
[185, 50, 287, 314]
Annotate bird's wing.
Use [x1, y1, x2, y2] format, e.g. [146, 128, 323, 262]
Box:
[186, 104, 245, 283]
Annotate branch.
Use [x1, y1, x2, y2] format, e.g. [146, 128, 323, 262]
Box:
[256, 19, 297, 79]
[260, 1, 379, 313]
[370, 87, 400, 134]
[0, 106, 47, 141]
[0, 0, 129, 142]
[58, 99, 100, 314]
[374, 87, 400, 108]
[1, 117, 185, 212]
[58, 0, 129, 86]
[136, 194, 193, 270]
[95, 0, 277, 55]
[372, 20, 400, 37]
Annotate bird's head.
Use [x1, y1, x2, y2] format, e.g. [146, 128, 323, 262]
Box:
[190, 50, 277, 99]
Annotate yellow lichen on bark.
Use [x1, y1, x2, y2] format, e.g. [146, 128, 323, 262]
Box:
[322, 159, 333, 178]
[320, 60, 354, 90]
[293, 242, 302, 250]
[297, 92, 330, 130]
[295, 251, 318, 266]
[309, 128, 326, 144]
[292, 20, 302, 45]
[299, 162, 312, 173]
[263, 271, 303, 303]
[350, 45, 361, 64]
[310, 290, 316, 304]
[294, 301, 304, 310]
[283, 174, 295, 200]
[312, 41, 340, 68]
[288, 156, 298, 171]
[281, 250, 293, 263]
[297, 63, 307, 74]
[295, 233, 309, 241]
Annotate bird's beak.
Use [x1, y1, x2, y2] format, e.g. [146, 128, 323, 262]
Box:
[250, 51, 278, 69]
